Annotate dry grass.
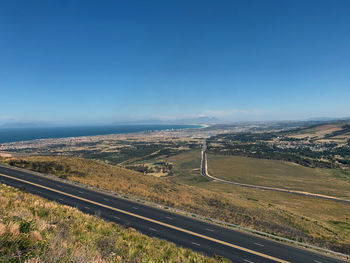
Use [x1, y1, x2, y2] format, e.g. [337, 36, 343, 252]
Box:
[4, 155, 350, 254]
[289, 122, 350, 143]
[207, 154, 350, 199]
[165, 151, 350, 253]
[290, 124, 343, 139]
[0, 183, 226, 263]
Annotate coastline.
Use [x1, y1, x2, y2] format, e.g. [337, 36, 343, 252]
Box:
[0, 124, 202, 145]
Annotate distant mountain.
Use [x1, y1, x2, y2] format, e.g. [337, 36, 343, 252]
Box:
[115, 116, 222, 125]
[0, 121, 53, 129]
[172, 116, 221, 124]
[306, 117, 350, 122]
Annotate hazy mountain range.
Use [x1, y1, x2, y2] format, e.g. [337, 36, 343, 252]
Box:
[0, 116, 222, 128]
[1, 116, 349, 129]
[115, 116, 222, 125]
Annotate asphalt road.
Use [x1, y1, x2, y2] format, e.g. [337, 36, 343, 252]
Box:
[0, 166, 347, 263]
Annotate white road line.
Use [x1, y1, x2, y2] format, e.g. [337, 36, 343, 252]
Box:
[103, 198, 109, 201]
[57, 185, 62, 187]
[78, 191, 83, 194]
[313, 260, 322, 263]
[58, 198, 63, 201]
[206, 228, 214, 232]
[244, 260, 254, 263]
[84, 206, 90, 210]
[0, 173, 290, 263]
[149, 228, 157, 232]
[254, 243, 264, 247]
[113, 216, 120, 219]
[165, 216, 173, 220]
[132, 206, 138, 209]
[192, 242, 200, 246]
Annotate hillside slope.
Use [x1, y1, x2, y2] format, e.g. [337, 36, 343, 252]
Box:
[4, 156, 350, 254]
[0, 183, 226, 263]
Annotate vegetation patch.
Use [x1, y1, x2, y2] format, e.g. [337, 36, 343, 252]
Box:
[207, 121, 350, 170]
[206, 154, 350, 199]
[328, 220, 350, 231]
[0, 184, 226, 263]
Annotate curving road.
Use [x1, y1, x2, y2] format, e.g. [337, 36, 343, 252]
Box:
[201, 141, 350, 204]
[0, 165, 347, 263]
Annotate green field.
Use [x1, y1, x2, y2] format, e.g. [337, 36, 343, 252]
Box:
[207, 154, 350, 199]
[166, 150, 207, 184]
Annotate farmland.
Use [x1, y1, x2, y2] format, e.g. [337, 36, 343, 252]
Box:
[207, 154, 350, 199]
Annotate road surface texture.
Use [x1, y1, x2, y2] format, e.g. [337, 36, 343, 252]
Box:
[0, 166, 347, 263]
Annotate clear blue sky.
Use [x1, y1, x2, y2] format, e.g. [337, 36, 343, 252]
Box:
[1, 0, 350, 124]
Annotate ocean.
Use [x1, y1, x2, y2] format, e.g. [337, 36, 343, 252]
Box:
[0, 124, 200, 144]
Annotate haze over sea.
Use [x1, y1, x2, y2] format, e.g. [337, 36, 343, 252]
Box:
[0, 124, 199, 144]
